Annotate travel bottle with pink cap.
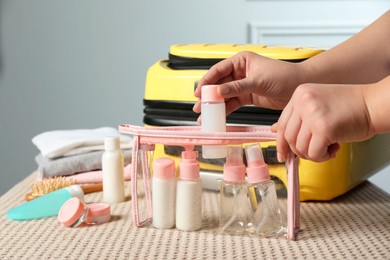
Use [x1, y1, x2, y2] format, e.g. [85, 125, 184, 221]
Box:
[219, 145, 250, 235]
[152, 157, 176, 229]
[201, 85, 227, 159]
[244, 143, 286, 237]
[176, 149, 202, 231]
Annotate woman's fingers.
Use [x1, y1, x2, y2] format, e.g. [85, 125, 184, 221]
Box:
[295, 124, 312, 159]
[276, 104, 293, 162]
[194, 57, 239, 98]
[308, 135, 331, 162]
[283, 112, 305, 158]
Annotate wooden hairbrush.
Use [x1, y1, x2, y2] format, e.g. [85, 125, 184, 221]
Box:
[25, 176, 103, 201]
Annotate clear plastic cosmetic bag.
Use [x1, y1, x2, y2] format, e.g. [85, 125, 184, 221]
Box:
[119, 124, 300, 240]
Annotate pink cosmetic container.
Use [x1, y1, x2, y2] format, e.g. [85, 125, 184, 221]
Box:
[58, 198, 110, 227]
[85, 203, 111, 225]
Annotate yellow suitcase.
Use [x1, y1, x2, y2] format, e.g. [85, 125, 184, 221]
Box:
[143, 44, 390, 201]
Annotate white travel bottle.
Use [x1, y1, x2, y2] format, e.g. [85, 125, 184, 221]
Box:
[201, 85, 227, 159]
[245, 143, 286, 238]
[176, 150, 202, 231]
[152, 157, 176, 229]
[102, 137, 125, 204]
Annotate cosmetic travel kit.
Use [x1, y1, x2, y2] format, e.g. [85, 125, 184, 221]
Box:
[119, 124, 300, 240]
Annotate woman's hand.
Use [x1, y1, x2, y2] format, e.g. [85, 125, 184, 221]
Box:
[193, 51, 304, 116]
[272, 83, 376, 162]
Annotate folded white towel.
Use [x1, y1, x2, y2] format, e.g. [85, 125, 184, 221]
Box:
[32, 127, 132, 159]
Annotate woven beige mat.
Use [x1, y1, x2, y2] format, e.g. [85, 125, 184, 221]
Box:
[0, 173, 389, 259]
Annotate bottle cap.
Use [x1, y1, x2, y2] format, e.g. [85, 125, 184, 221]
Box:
[201, 85, 224, 103]
[179, 151, 200, 180]
[85, 203, 111, 225]
[104, 136, 120, 151]
[153, 158, 175, 180]
[223, 146, 246, 182]
[245, 143, 270, 184]
[65, 185, 85, 201]
[58, 197, 89, 227]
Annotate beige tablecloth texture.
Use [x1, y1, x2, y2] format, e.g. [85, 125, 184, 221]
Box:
[1, 173, 390, 259]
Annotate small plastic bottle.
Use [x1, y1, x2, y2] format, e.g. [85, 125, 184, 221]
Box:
[152, 157, 176, 229]
[102, 137, 125, 204]
[245, 143, 286, 238]
[201, 85, 227, 159]
[7, 185, 84, 220]
[176, 150, 203, 231]
[219, 145, 250, 235]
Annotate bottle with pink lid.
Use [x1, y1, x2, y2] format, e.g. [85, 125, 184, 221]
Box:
[176, 150, 203, 231]
[201, 85, 227, 159]
[219, 145, 250, 235]
[152, 157, 176, 229]
[245, 143, 286, 237]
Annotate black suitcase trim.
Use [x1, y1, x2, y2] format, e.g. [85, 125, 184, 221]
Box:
[143, 99, 281, 126]
[168, 54, 307, 70]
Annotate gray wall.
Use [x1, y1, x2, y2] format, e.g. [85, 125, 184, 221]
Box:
[1, 1, 389, 196]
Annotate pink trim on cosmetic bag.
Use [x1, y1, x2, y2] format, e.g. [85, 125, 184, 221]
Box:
[119, 125, 277, 145]
[120, 124, 300, 240]
[131, 136, 140, 226]
[286, 153, 300, 240]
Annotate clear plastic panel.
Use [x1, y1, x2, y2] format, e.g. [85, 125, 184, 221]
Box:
[133, 144, 154, 227]
[149, 142, 289, 237]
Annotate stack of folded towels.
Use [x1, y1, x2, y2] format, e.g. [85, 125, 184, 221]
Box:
[32, 127, 132, 182]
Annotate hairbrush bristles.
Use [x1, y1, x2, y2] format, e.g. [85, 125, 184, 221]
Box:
[25, 177, 103, 201]
[30, 177, 76, 196]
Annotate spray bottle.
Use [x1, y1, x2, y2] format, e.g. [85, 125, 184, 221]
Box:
[245, 143, 286, 237]
[219, 145, 250, 235]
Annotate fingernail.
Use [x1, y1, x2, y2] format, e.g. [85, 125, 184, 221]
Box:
[277, 152, 285, 162]
[271, 123, 278, 133]
[220, 87, 230, 95]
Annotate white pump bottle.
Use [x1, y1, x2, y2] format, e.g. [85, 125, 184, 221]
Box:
[176, 150, 203, 231]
